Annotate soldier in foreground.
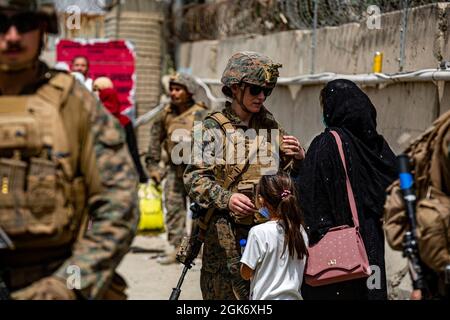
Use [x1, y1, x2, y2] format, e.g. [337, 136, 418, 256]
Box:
[183, 51, 304, 299]
[145, 72, 208, 265]
[0, 0, 138, 300]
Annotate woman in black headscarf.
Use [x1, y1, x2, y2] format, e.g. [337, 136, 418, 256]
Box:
[297, 79, 397, 300]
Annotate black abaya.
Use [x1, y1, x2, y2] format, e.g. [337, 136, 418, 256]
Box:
[297, 79, 397, 300]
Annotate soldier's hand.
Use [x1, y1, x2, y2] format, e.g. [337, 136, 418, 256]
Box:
[149, 169, 162, 184]
[228, 193, 256, 216]
[282, 136, 305, 160]
[11, 276, 77, 300]
[410, 289, 422, 300]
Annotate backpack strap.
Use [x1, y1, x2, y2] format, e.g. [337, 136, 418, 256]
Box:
[207, 111, 235, 132]
[207, 111, 262, 190]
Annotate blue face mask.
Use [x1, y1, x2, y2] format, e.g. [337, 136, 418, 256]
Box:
[259, 207, 270, 219]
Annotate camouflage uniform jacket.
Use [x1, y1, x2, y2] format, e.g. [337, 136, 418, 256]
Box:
[0, 61, 138, 299]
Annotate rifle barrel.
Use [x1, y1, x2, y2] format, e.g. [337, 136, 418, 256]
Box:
[169, 265, 190, 300]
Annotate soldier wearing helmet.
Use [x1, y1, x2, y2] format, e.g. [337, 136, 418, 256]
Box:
[145, 72, 208, 265]
[0, 0, 138, 299]
[183, 51, 305, 299]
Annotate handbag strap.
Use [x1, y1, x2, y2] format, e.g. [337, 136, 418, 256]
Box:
[329, 130, 360, 229]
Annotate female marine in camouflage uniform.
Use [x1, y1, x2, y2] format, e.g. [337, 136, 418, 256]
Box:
[184, 52, 304, 300]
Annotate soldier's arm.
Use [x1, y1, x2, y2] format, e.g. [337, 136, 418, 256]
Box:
[183, 118, 232, 210]
[55, 96, 138, 299]
[145, 112, 166, 172]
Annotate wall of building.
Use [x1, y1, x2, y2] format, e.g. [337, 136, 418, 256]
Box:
[105, 4, 164, 156]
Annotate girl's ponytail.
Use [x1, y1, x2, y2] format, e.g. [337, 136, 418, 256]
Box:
[258, 173, 307, 259]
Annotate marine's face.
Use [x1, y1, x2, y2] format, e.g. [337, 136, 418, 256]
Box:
[71, 57, 89, 76]
[169, 83, 191, 106]
[232, 83, 268, 113]
[0, 10, 41, 70]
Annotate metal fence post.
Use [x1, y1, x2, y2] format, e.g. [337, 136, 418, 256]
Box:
[311, 0, 319, 74]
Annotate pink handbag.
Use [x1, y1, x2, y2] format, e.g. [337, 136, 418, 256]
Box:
[304, 130, 371, 287]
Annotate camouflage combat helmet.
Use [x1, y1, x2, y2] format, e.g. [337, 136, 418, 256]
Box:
[221, 51, 282, 96]
[169, 72, 198, 96]
[0, 0, 58, 34]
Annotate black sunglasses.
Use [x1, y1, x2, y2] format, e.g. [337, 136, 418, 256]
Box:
[0, 12, 42, 34]
[246, 84, 273, 97]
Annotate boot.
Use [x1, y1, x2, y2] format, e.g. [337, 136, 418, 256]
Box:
[157, 246, 178, 265]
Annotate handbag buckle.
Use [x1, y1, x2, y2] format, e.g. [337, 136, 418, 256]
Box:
[327, 259, 337, 266]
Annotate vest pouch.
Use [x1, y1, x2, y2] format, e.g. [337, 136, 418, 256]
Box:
[0, 116, 42, 157]
[0, 158, 27, 233]
[415, 193, 450, 273]
[232, 180, 258, 225]
[25, 157, 73, 235]
[27, 158, 57, 216]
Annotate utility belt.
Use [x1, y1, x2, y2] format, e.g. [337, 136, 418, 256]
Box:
[1, 246, 70, 291]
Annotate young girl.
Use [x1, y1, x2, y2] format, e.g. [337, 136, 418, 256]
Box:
[240, 172, 308, 300]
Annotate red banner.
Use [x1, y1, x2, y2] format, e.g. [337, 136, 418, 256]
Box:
[56, 39, 136, 116]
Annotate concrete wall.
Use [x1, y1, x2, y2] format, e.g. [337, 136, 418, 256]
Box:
[178, 2, 450, 153]
[105, 7, 164, 155]
[177, 2, 450, 299]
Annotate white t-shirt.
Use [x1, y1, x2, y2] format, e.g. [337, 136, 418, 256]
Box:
[240, 220, 308, 300]
[84, 77, 93, 92]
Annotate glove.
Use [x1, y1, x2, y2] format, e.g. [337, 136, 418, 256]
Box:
[12, 276, 77, 300]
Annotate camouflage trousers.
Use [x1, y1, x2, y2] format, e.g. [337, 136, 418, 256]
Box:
[163, 167, 187, 248]
[200, 269, 250, 300]
[200, 214, 250, 300]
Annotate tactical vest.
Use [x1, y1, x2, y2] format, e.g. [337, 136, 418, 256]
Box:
[207, 112, 279, 225]
[164, 102, 207, 157]
[0, 73, 86, 250]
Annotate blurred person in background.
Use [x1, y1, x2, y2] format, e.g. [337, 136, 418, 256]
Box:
[145, 72, 208, 265]
[93, 76, 148, 183]
[71, 55, 93, 91]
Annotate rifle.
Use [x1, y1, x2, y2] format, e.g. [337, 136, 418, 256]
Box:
[0, 227, 14, 300]
[169, 203, 207, 300]
[397, 154, 430, 297]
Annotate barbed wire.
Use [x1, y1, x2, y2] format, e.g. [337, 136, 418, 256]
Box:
[172, 0, 440, 41]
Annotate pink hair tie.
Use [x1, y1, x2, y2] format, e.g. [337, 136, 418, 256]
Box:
[281, 189, 291, 199]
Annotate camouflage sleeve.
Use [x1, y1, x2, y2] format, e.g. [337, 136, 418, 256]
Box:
[54, 98, 138, 299]
[145, 112, 166, 171]
[183, 118, 232, 210]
